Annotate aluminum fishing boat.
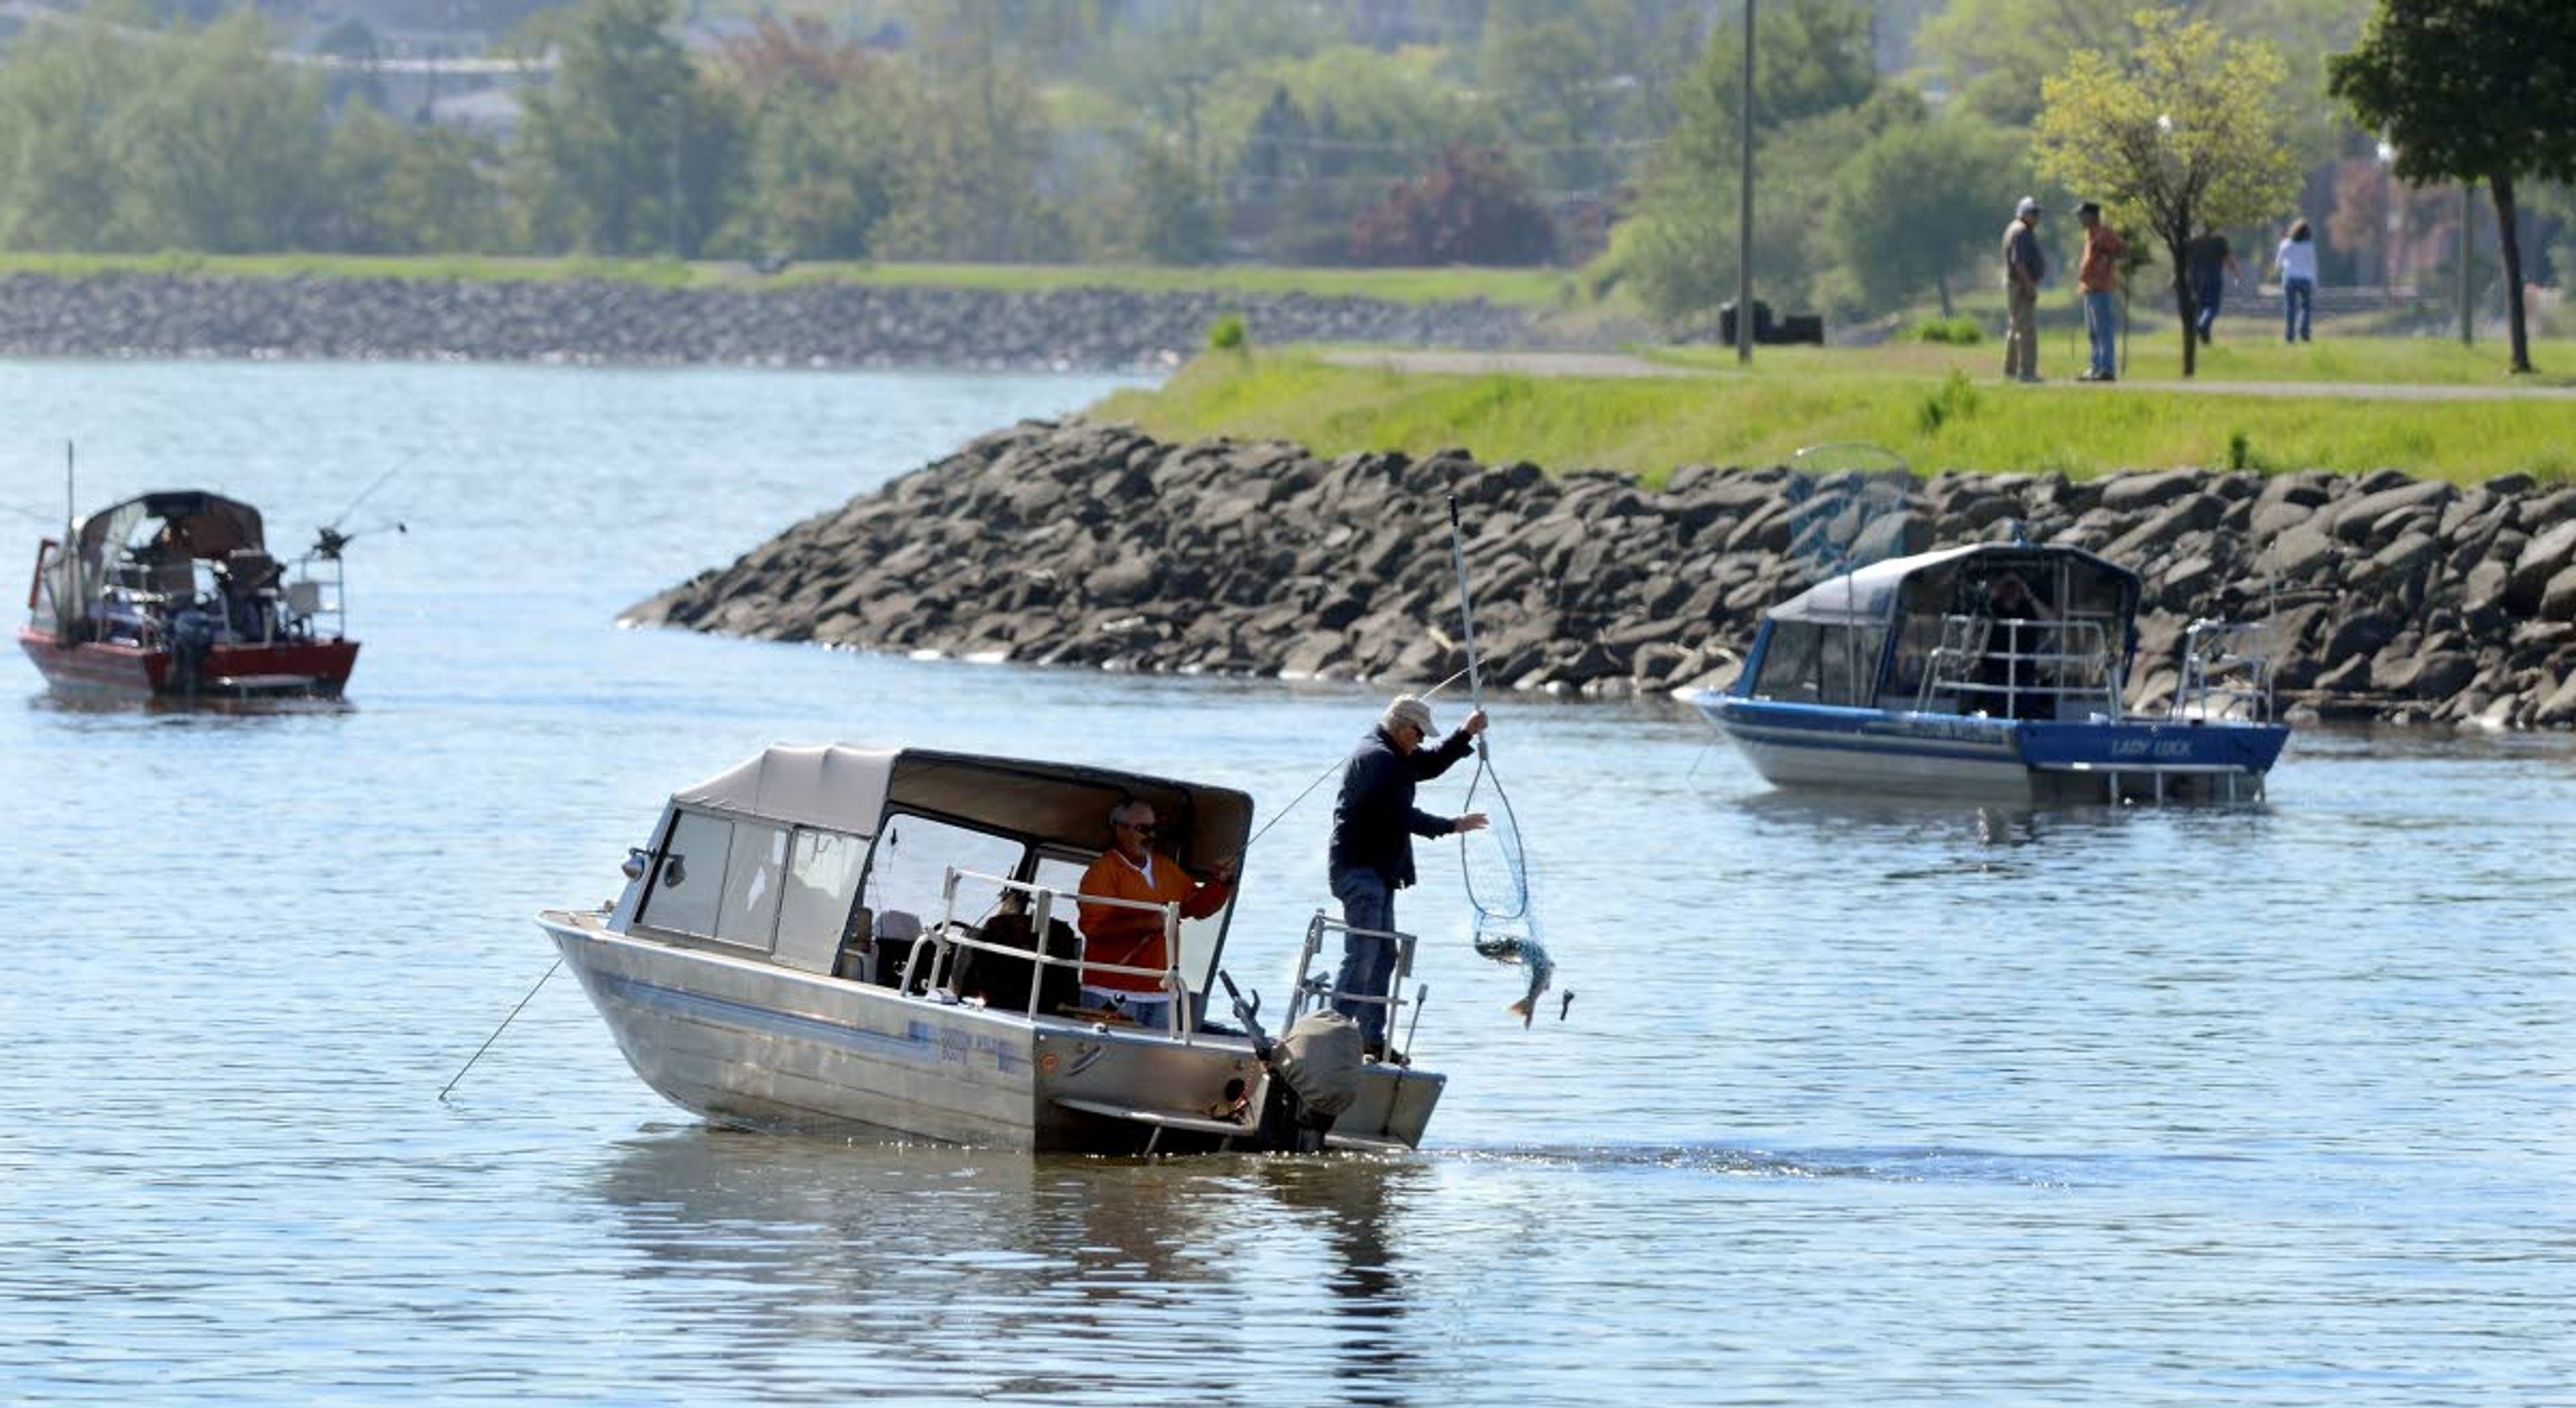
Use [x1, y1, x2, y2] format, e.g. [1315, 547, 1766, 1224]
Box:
[537, 744, 1445, 1154]
[1687, 542, 2289, 802]
[19, 490, 360, 700]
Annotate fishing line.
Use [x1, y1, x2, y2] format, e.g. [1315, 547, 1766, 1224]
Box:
[438, 957, 561, 1103]
[1446, 496, 1549, 1026]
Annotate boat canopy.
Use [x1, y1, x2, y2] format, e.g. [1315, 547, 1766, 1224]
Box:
[672, 744, 1256, 865]
[1768, 541, 2142, 630]
[1770, 545, 1987, 627]
[74, 490, 267, 561]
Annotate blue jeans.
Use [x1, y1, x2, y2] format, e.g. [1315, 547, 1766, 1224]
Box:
[2082, 289, 2118, 377]
[2284, 277, 2312, 341]
[1329, 866, 1398, 1046]
[2192, 271, 2224, 340]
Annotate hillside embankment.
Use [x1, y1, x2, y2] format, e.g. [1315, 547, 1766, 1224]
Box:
[627, 417, 2576, 728]
[0, 272, 1548, 369]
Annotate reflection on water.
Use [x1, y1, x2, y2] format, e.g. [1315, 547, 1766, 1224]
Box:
[3, 361, 2570, 1405]
[586, 1130, 1431, 1403]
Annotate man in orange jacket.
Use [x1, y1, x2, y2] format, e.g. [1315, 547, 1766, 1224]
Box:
[1076, 796, 1234, 1030]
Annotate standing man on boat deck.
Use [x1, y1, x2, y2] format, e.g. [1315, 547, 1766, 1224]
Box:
[1076, 797, 1233, 1030]
[1328, 694, 1487, 1063]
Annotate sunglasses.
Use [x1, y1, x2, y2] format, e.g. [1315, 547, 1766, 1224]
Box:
[1120, 821, 1158, 835]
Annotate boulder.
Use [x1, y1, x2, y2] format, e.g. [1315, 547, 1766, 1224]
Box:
[2508, 520, 2576, 610]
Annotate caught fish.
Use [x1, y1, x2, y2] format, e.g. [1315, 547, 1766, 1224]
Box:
[1472, 924, 1554, 1027]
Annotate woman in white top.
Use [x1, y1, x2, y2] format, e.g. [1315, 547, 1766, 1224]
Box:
[2276, 219, 2318, 343]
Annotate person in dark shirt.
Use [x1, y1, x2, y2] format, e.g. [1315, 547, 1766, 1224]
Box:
[1326, 694, 1487, 1061]
[2184, 229, 2243, 344]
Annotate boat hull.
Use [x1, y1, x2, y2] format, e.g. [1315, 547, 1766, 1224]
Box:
[16, 627, 359, 700]
[1693, 693, 2288, 802]
[540, 911, 1444, 1154]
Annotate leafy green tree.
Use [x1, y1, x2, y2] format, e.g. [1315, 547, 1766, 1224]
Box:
[321, 105, 504, 254]
[1613, 0, 1880, 329]
[714, 18, 908, 260]
[863, 9, 1074, 262]
[1208, 45, 1487, 264]
[1827, 111, 2027, 318]
[0, 13, 142, 250]
[2033, 11, 2299, 376]
[1476, 11, 1621, 198]
[512, 0, 700, 256]
[98, 10, 333, 252]
[2330, 0, 2576, 374]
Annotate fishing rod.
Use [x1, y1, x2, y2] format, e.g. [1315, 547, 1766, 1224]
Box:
[1225, 653, 1509, 865]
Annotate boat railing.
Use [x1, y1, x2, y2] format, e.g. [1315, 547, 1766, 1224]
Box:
[922, 867, 1191, 1040]
[2171, 618, 2275, 722]
[1282, 911, 1419, 1043]
[1916, 614, 2124, 720]
[285, 553, 350, 642]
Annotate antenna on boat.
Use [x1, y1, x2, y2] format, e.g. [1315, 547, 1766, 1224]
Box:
[62, 441, 78, 634]
[1787, 443, 1913, 702]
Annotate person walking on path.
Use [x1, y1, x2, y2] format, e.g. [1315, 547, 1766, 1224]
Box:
[1327, 694, 1487, 1063]
[2074, 201, 2127, 382]
[2275, 219, 2317, 343]
[2184, 228, 2243, 344]
[2002, 196, 2047, 382]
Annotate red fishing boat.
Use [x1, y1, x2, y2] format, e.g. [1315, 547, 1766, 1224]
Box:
[19, 490, 361, 700]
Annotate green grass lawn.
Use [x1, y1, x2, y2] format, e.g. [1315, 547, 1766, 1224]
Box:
[1093, 348, 2576, 485]
[1650, 330, 2576, 388]
[0, 251, 1589, 309]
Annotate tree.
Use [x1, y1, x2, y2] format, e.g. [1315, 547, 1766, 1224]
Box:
[1348, 142, 1556, 266]
[2032, 11, 2299, 377]
[1611, 0, 1880, 329]
[0, 14, 141, 250]
[92, 11, 332, 252]
[1827, 111, 2027, 318]
[512, 0, 698, 256]
[2330, 0, 2576, 374]
[321, 105, 504, 254]
[715, 17, 908, 260]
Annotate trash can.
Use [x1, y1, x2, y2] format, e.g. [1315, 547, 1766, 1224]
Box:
[1718, 299, 1774, 345]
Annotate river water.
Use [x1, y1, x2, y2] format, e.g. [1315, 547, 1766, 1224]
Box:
[1, 360, 2569, 1405]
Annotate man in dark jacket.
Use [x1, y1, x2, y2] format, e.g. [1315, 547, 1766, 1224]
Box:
[1327, 694, 1488, 1060]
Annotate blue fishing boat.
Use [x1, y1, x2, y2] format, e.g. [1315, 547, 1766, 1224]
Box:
[1686, 541, 2289, 802]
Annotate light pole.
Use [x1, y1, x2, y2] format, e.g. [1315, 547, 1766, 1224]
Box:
[1735, 0, 1754, 366]
[2375, 140, 2398, 294]
[2459, 183, 2475, 347]
[662, 94, 684, 261]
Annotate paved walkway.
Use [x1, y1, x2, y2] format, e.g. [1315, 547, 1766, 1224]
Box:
[1317, 347, 2576, 400]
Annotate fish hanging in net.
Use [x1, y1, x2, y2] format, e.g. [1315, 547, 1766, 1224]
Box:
[1460, 743, 1554, 1026]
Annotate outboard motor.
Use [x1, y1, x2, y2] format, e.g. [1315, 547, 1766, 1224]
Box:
[1220, 973, 1365, 1153]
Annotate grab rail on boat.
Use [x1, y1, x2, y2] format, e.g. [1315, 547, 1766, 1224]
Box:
[920, 867, 1192, 1040]
[1282, 911, 1419, 1042]
[2171, 619, 2275, 722]
[1915, 614, 2124, 720]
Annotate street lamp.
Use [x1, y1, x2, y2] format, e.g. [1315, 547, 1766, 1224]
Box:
[660, 94, 684, 261]
[2375, 140, 2398, 294]
[1735, 0, 1755, 366]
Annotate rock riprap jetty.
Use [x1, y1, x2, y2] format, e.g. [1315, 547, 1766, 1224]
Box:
[627, 419, 2576, 728]
[0, 272, 1543, 370]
